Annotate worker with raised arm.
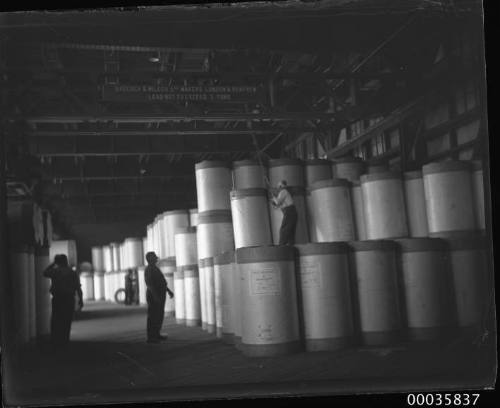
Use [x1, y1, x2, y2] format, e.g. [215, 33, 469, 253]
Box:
[144, 251, 174, 343]
[271, 179, 298, 245]
[43, 254, 83, 347]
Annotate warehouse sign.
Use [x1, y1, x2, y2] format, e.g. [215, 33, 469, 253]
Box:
[101, 84, 261, 103]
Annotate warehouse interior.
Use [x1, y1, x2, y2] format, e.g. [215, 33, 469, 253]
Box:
[0, 0, 497, 405]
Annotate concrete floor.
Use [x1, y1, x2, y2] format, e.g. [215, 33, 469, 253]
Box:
[3, 301, 496, 406]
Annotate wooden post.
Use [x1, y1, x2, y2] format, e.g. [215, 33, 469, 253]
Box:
[399, 123, 407, 171]
[349, 79, 357, 107]
[0, 122, 17, 358]
[269, 78, 276, 109]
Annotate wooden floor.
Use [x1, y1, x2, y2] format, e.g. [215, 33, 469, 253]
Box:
[4, 301, 496, 406]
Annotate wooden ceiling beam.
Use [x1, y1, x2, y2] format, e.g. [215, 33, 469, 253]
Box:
[27, 129, 293, 136]
[17, 112, 336, 123]
[42, 175, 195, 181]
[33, 151, 252, 157]
[2, 67, 408, 81]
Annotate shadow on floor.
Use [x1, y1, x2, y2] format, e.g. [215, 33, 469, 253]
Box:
[74, 303, 146, 321]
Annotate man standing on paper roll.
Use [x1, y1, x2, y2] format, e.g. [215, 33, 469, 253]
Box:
[144, 251, 174, 343]
[271, 180, 298, 245]
[43, 254, 83, 347]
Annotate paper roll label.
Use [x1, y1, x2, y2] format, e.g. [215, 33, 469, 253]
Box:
[250, 268, 281, 295]
[257, 324, 275, 341]
[222, 305, 230, 327]
[300, 260, 321, 289]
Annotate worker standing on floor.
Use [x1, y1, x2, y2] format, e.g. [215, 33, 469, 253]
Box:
[144, 251, 174, 343]
[271, 179, 298, 245]
[43, 254, 83, 347]
[125, 268, 138, 305]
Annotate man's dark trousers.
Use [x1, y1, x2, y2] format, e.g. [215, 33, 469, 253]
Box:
[278, 205, 298, 245]
[146, 290, 166, 340]
[51, 294, 74, 345]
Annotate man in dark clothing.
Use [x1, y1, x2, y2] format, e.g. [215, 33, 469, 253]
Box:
[132, 269, 140, 305]
[144, 251, 174, 343]
[271, 180, 298, 245]
[125, 269, 136, 305]
[43, 254, 83, 346]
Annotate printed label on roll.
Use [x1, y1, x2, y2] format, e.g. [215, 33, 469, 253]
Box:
[257, 324, 275, 341]
[250, 268, 281, 295]
[222, 305, 230, 327]
[300, 260, 321, 288]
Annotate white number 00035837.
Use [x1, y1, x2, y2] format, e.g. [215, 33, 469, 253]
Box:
[407, 394, 480, 406]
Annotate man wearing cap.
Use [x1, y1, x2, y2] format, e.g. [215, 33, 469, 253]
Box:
[144, 251, 174, 343]
[271, 180, 298, 245]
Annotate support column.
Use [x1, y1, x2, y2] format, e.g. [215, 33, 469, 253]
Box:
[0, 122, 18, 391]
